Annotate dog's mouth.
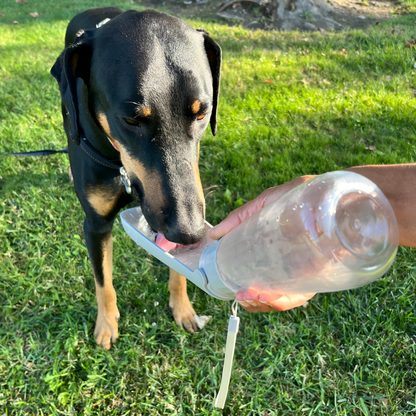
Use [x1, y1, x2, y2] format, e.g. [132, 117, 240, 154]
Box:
[155, 232, 202, 252]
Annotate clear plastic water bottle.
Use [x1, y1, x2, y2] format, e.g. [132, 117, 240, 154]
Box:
[199, 171, 399, 296]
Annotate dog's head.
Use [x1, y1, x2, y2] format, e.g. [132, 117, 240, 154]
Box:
[51, 10, 221, 246]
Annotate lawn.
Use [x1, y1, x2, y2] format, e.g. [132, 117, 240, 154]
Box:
[1, 0, 416, 415]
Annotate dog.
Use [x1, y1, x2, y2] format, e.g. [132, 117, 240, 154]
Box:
[51, 7, 221, 349]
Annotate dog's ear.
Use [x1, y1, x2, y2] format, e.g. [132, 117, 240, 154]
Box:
[201, 33, 221, 136]
[51, 30, 94, 145]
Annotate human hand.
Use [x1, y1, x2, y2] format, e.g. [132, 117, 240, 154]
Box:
[208, 176, 316, 240]
[235, 289, 315, 312]
[208, 175, 317, 312]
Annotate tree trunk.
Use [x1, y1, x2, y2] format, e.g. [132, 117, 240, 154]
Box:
[217, 0, 349, 32]
[274, 0, 342, 31]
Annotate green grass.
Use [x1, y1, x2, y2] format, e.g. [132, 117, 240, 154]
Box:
[399, 0, 416, 11]
[1, 0, 416, 414]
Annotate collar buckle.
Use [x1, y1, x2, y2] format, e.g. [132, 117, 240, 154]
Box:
[120, 166, 132, 194]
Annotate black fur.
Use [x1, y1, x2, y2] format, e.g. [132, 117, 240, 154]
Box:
[50, 8, 221, 339]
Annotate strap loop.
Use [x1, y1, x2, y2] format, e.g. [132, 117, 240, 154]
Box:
[215, 301, 240, 409]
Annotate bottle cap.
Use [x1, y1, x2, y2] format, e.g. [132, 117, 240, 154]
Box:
[199, 240, 235, 300]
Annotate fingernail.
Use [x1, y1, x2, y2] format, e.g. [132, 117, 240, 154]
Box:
[238, 301, 250, 307]
[259, 294, 269, 303]
[235, 292, 245, 302]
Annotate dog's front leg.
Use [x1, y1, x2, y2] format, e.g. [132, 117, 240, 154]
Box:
[84, 218, 120, 349]
[169, 269, 200, 334]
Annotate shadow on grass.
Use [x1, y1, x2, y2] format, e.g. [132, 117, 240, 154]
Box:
[0, 168, 70, 188]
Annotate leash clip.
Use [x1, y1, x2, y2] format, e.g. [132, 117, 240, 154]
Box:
[120, 166, 132, 194]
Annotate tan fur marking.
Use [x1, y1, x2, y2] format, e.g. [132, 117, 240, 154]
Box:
[169, 269, 198, 333]
[193, 163, 205, 209]
[86, 186, 120, 217]
[71, 53, 79, 72]
[118, 145, 166, 211]
[94, 235, 120, 349]
[140, 106, 151, 117]
[97, 112, 112, 137]
[168, 269, 188, 306]
[194, 144, 204, 208]
[191, 100, 201, 114]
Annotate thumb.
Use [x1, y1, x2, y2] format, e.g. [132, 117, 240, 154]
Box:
[208, 176, 315, 241]
[208, 197, 264, 240]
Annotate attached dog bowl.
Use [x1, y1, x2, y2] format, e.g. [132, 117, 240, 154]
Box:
[120, 207, 235, 301]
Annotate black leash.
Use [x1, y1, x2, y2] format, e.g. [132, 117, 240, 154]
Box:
[0, 148, 68, 157]
[1, 138, 121, 170]
[0, 19, 135, 192]
[1, 137, 131, 192]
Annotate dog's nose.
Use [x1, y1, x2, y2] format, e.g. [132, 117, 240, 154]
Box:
[164, 222, 205, 246]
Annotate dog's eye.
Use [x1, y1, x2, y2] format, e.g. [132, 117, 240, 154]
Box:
[125, 118, 141, 127]
[197, 114, 206, 121]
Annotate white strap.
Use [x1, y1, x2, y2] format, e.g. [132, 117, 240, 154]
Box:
[215, 301, 240, 409]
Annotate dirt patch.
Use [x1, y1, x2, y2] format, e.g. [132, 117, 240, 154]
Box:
[328, 0, 404, 29]
[136, 0, 409, 31]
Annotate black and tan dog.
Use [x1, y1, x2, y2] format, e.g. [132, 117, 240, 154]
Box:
[51, 7, 221, 349]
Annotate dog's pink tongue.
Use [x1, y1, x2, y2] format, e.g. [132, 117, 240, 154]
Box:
[155, 233, 177, 251]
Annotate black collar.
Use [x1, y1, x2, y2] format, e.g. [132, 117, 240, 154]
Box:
[79, 136, 132, 194]
[79, 136, 121, 170]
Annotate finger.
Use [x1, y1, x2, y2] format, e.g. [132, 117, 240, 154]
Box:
[236, 289, 281, 312]
[235, 291, 249, 307]
[239, 303, 278, 313]
[257, 292, 284, 304]
[235, 291, 246, 302]
[236, 288, 259, 308]
[245, 290, 282, 312]
[260, 176, 316, 208]
[235, 289, 281, 311]
[208, 177, 315, 241]
[243, 288, 261, 302]
[237, 290, 276, 312]
[236, 289, 257, 309]
[208, 199, 263, 240]
[265, 293, 315, 311]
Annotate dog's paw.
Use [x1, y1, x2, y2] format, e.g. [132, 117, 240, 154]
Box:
[170, 300, 200, 334]
[94, 308, 120, 350]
